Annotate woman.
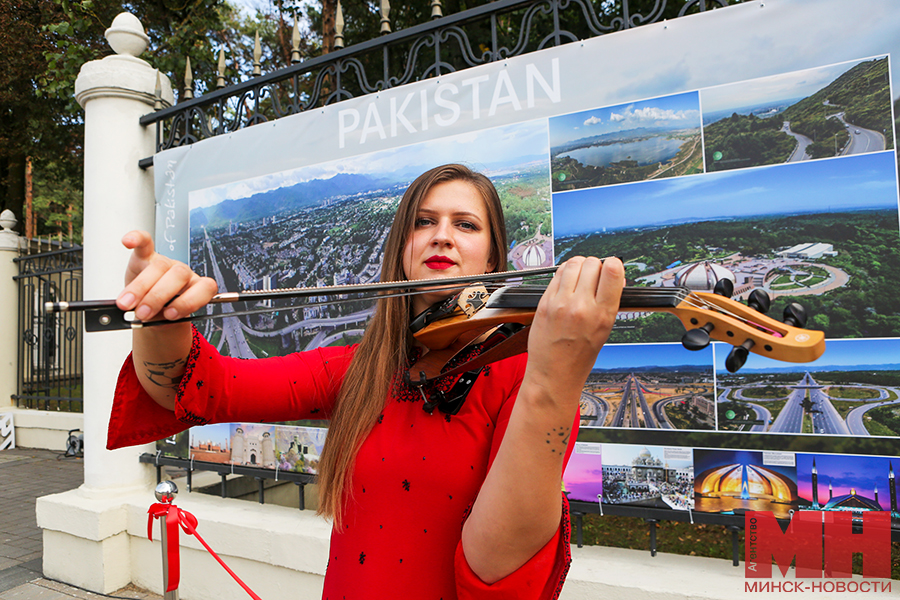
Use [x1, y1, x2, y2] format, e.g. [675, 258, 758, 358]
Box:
[109, 164, 624, 599]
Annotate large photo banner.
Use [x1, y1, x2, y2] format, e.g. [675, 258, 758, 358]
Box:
[154, 0, 900, 520]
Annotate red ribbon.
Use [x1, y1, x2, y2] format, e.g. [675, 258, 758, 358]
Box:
[147, 502, 262, 599]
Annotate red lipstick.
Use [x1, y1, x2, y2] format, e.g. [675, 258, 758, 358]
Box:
[425, 255, 455, 270]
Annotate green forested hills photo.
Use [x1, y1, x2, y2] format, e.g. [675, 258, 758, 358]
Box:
[703, 57, 892, 170]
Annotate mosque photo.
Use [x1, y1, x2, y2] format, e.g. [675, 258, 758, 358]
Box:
[600, 444, 694, 511]
[796, 453, 900, 521]
[693, 449, 798, 518]
[189, 423, 232, 464]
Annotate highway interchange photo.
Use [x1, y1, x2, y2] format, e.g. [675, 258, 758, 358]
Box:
[717, 371, 900, 436]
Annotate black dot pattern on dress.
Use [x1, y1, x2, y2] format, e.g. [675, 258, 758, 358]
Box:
[402, 479, 410, 491]
[359, 552, 366, 564]
[196, 380, 204, 389]
[377, 414, 384, 424]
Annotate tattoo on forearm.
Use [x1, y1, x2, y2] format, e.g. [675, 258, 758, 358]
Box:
[545, 426, 571, 455]
[143, 358, 186, 389]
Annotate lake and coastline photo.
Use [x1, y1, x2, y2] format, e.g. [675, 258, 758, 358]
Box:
[549, 91, 703, 192]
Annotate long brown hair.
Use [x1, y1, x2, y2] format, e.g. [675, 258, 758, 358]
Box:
[316, 164, 508, 525]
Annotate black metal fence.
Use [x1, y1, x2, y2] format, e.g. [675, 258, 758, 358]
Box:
[13, 246, 84, 411]
[139, 0, 743, 167]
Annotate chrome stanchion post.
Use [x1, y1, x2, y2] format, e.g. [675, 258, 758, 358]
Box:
[155, 481, 180, 600]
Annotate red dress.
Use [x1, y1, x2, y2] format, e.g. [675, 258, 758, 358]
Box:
[108, 328, 575, 600]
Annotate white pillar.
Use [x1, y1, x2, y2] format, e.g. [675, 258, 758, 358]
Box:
[38, 13, 175, 594]
[75, 12, 174, 494]
[0, 210, 23, 407]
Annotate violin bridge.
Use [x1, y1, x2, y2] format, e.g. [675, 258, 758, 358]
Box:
[457, 285, 489, 318]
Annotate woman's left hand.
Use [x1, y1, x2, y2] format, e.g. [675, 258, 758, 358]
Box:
[461, 256, 624, 584]
[523, 256, 624, 403]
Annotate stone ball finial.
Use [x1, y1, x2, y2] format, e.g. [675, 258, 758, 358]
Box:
[0, 209, 17, 231]
[105, 13, 150, 57]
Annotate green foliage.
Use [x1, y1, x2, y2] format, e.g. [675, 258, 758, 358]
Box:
[704, 113, 794, 170]
[495, 171, 551, 248]
[866, 405, 900, 437]
[31, 157, 83, 241]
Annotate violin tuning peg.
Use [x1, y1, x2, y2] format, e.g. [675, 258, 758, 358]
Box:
[713, 279, 734, 298]
[747, 289, 771, 314]
[783, 302, 808, 328]
[725, 339, 755, 373]
[681, 322, 714, 351]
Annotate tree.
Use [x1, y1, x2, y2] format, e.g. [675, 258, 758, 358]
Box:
[2, 0, 234, 242]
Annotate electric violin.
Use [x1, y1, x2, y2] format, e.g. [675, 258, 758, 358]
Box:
[401, 277, 824, 387]
[45, 266, 825, 377]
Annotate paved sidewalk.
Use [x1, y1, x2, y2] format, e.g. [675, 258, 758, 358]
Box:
[0, 448, 160, 600]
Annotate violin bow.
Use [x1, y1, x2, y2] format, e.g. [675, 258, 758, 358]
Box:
[44, 266, 560, 332]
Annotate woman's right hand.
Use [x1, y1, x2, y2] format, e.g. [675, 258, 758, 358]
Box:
[116, 230, 219, 323]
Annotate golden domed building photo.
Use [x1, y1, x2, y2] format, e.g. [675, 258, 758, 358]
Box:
[694, 449, 797, 518]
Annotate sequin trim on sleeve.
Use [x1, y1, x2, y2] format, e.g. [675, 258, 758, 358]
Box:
[173, 326, 209, 426]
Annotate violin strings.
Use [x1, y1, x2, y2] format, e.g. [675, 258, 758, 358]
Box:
[679, 292, 781, 337]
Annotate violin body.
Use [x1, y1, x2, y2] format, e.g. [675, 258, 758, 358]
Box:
[411, 285, 825, 379]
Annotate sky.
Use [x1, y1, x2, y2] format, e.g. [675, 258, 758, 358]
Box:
[551, 150, 899, 237]
[189, 119, 549, 210]
[715, 338, 900, 373]
[699, 57, 883, 115]
[563, 450, 603, 501]
[592, 341, 713, 370]
[548, 91, 701, 148]
[190, 422, 231, 447]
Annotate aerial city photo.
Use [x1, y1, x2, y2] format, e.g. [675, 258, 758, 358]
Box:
[187, 120, 554, 358]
